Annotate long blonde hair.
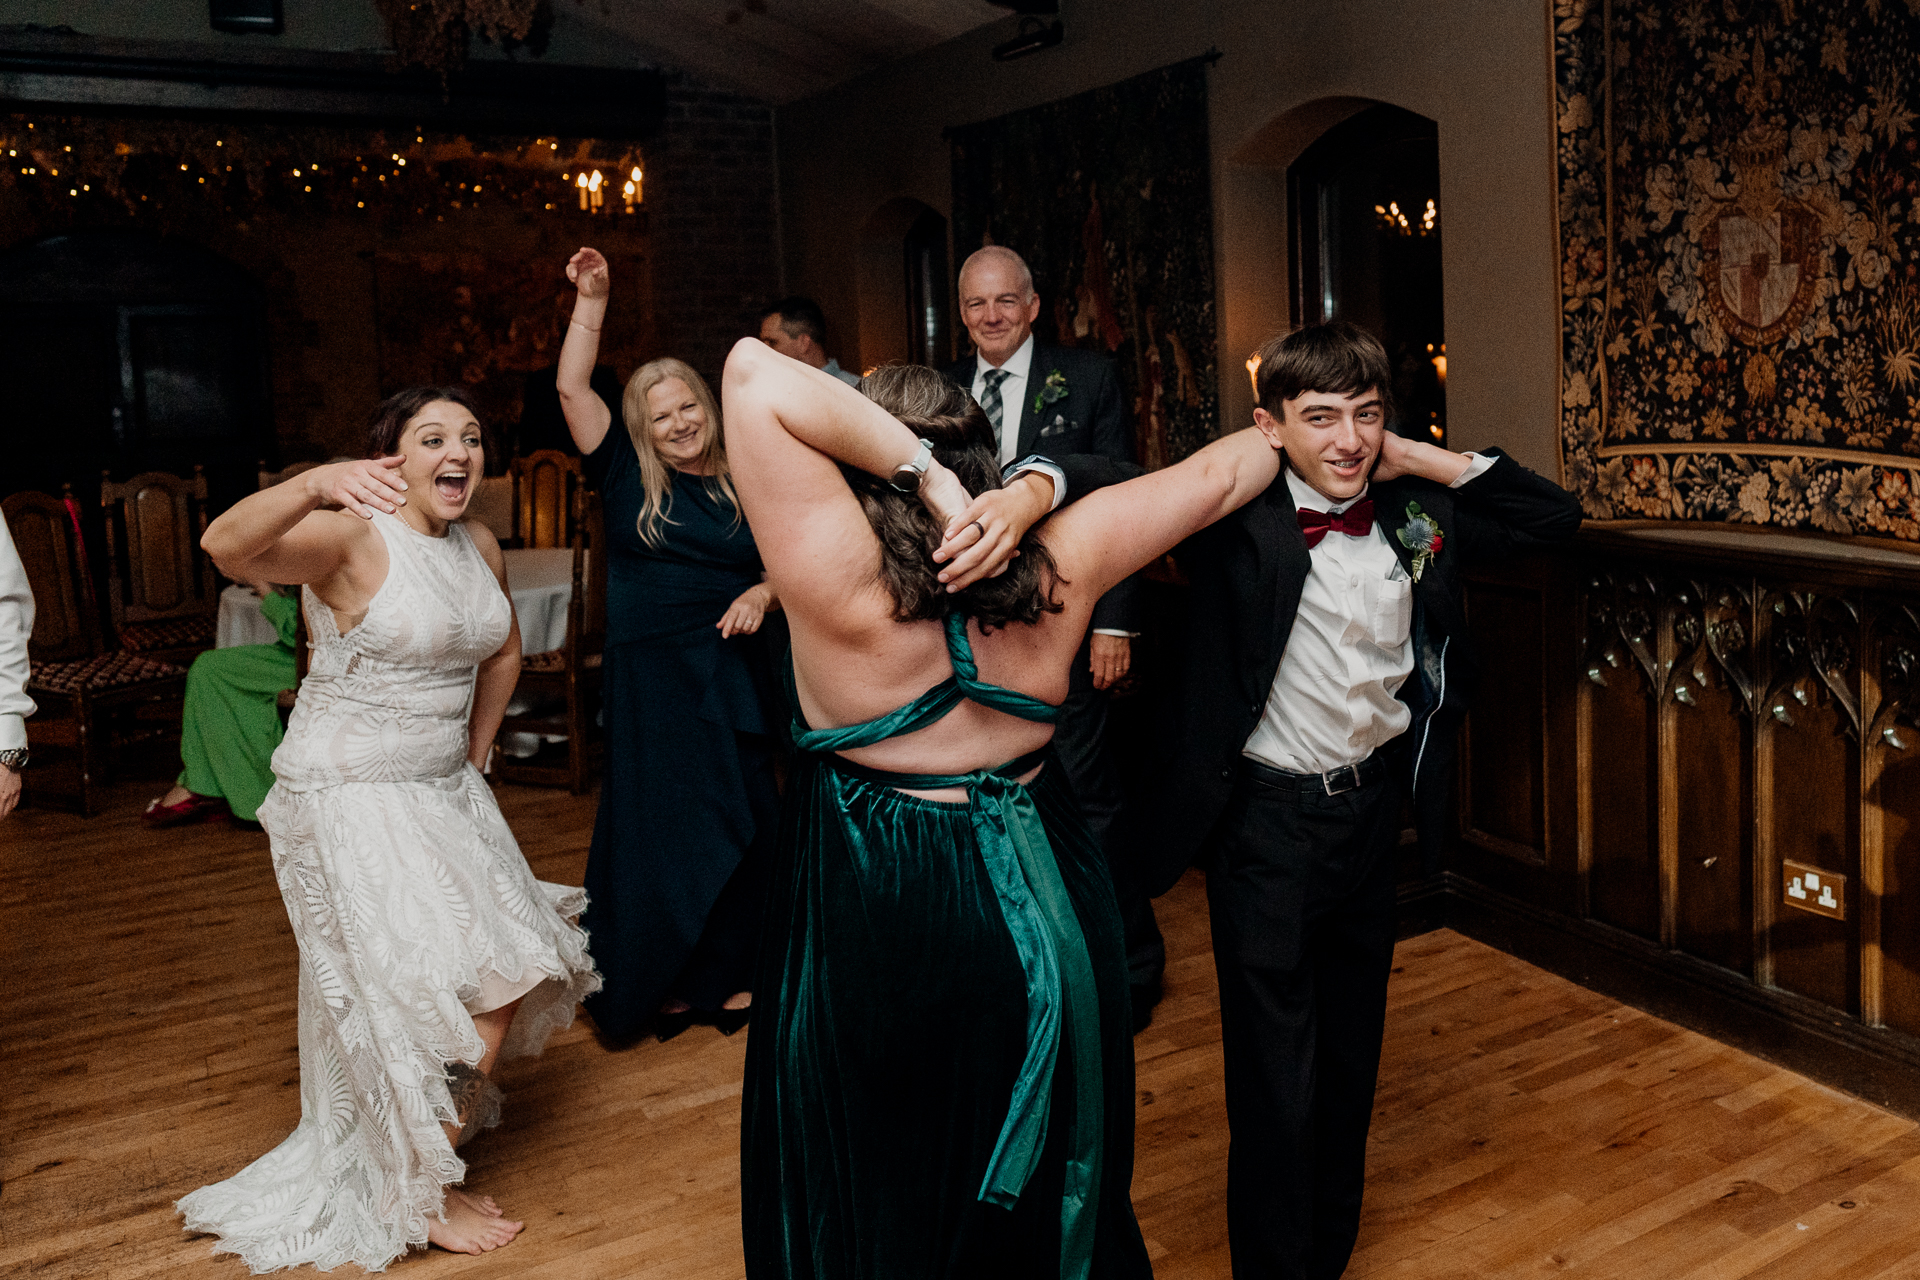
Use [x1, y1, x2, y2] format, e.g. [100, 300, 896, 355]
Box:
[620, 357, 740, 547]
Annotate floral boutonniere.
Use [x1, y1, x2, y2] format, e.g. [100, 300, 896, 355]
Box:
[1032, 368, 1069, 414]
[1396, 502, 1444, 582]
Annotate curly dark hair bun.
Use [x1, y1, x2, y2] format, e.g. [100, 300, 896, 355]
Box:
[852, 365, 1063, 630]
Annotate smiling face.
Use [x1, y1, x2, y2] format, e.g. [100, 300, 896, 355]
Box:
[958, 253, 1041, 368]
[1254, 387, 1386, 504]
[394, 399, 483, 528]
[646, 376, 711, 472]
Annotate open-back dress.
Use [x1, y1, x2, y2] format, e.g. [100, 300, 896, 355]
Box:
[177, 511, 601, 1273]
[742, 613, 1152, 1280]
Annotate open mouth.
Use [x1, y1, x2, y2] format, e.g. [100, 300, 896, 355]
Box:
[434, 471, 469, 503]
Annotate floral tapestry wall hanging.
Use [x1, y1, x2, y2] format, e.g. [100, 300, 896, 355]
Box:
[1556, 0, 1920, 538]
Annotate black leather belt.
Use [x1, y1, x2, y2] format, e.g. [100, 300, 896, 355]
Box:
[1240, 751, 1395, 796]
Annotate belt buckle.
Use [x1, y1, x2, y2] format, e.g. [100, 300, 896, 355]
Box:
[1322, 763, 1362, 795]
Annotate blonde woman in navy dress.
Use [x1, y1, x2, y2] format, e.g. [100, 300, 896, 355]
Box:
[557, 247, 783, 1044]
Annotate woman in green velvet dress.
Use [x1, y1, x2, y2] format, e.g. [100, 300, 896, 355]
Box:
[721, 343, 1282, 1279]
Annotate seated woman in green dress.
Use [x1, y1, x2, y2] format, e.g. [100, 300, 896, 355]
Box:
[721, 341, 1282, 1279]
[143, 583, 299, 828]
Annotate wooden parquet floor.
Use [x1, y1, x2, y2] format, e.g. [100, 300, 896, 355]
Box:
[6, 779, 1920, 1278]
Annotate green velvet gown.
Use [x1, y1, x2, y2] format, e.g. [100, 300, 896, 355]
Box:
[742, 615, 1152, 1280]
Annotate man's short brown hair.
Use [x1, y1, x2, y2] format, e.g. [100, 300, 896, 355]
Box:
[1254, 321, 1393, 421]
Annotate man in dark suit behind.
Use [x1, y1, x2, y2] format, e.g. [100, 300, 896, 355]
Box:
[1121, 321, 1581, 1278]
[945, 245, 1163, 1029]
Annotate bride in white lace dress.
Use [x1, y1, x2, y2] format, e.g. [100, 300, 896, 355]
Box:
[180, 387, 600, 1271]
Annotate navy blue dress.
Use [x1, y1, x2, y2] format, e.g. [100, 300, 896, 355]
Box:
[581, 428, 781, 1043]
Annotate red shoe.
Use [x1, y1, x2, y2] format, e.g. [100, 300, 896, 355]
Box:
[142, 792, 229, 828]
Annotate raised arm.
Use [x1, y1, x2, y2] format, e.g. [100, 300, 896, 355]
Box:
[202, 459, 407, 587]
[721, 338, 937, 630]
[1042, 427, 1281, 605]
[558, 247, 614, 455]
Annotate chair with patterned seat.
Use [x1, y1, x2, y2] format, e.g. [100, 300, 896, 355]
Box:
[494, 484, 605, 793]
[102, 467, 220, 667]
[3, 487, 189, 816]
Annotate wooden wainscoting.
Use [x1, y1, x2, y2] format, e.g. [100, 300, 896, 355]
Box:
[1446, 527, 1920, 1116]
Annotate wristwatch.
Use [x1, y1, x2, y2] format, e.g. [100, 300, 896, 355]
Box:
[0, 748, 28, 772]
[888, 438, 936, 494]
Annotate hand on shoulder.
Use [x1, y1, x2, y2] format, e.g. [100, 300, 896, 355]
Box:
[1372, 432, 1471, 487]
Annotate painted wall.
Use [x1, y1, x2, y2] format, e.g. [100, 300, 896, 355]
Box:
[777, 0, 1562, 475]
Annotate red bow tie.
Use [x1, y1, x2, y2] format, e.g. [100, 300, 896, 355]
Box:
[1297, 499, 1375, 548]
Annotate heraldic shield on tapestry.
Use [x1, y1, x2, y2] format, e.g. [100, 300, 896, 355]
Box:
[1555, 0, 1920, 539]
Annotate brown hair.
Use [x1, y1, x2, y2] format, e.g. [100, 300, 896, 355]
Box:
[853, 364, 1062, 629]
[619, 357, 740, 548]
[1253, 321, 1394, 421]
[364, 386, 481, 458]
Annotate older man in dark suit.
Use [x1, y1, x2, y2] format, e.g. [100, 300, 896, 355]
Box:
[945, 244, 1163, 1029]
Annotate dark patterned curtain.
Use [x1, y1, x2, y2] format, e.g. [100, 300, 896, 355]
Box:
[950, 56, 1219, 467]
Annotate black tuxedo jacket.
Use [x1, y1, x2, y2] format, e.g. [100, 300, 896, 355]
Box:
[1116, 449, 1583, 897]
[948, 342, 1140, 633]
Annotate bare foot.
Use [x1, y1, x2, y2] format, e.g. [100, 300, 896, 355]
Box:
[427, 1189, 522, 1254]
[158, 784, 194, 807]
[722, 991, 752, 1011]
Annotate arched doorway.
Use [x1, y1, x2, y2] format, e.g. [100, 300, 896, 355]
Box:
[1223, 97, 1447, 443]
[1289, 104, 1446, 444]
[857, 197, 952, 372]
[0, 231, 274, 504]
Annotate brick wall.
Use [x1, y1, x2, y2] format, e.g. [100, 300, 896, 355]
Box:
[648, 72, 781, 392]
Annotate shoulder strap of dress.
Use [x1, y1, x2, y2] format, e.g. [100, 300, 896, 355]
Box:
[942, 613, 1063, 726]
[787, 612, 1062, 752]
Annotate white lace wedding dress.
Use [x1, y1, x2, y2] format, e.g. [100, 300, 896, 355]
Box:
[177, 511, 601, 1273]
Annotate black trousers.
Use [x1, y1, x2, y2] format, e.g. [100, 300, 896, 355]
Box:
[1204, 756, 1404, 1280]
[1053, 637, 1165, 990]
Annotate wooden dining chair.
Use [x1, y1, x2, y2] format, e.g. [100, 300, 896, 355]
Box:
[5, 488, 190, 816]
[494, 485, 606, 793]
[101, 467, 219, 666]
[509, 449, 584, 549]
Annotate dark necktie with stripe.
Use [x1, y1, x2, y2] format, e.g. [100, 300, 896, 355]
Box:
[979, 367, 1012, 451]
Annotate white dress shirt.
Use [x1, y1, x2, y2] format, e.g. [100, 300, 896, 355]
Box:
[822, 357, 862, 387]
[1243, 454, 1494, 775]
[971, 332, 1035, 467]
[0, 513, 37, 751]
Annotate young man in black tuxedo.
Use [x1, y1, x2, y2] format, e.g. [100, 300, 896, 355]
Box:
[1124, 322, 1581, 1278]
[945, 245, 1166, 1030]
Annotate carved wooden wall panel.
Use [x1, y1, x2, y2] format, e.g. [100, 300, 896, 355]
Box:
[1461, 583, 1548, 864]
[1581, 572, 1661, 942]
[1461, 538, 1920, 1048]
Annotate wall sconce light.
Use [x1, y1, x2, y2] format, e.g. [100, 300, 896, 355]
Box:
[1246, 352, 1262, 399]
[623, 164, 642, 211]
[576, 168, 605, 212]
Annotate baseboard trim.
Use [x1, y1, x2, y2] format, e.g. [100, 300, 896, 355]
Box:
[1439, 872, 1920, 1119]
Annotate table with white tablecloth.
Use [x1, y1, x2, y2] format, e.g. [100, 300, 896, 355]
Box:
[215, 546, 576, 654]
[216, 547, 578, 759]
